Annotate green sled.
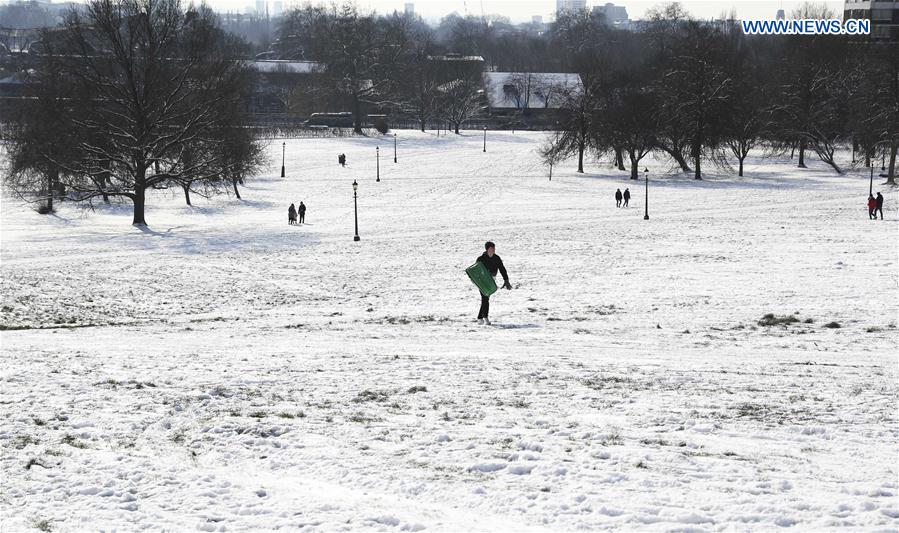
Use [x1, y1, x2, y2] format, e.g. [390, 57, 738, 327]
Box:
[466, 262, 497, 296]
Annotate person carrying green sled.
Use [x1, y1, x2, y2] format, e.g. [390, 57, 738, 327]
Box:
[471, 241, 511, 325]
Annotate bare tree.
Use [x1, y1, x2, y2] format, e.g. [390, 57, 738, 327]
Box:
[6, 0, 260, 225]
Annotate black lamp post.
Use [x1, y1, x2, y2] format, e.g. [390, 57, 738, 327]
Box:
[483, 126, 487, 152]
[280, 142, 285, 178]
[869, 164, 874, 196]
[643, 167, 649, 221]
[376, 146, 380, 182]
[393, 133, 397, 163]
[353, 180, 360, 242]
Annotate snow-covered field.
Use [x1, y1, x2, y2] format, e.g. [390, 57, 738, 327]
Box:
[1, 130, 897, 531]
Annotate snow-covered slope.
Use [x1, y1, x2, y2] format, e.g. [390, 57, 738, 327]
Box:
[1, 130, 897, 531]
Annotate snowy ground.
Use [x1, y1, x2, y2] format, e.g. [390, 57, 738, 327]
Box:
[1, 130, 897, 531]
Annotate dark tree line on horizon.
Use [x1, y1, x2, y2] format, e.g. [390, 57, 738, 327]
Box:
[2, 0, 896, 226]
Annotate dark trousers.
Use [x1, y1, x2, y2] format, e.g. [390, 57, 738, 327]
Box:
[875, 207, 883, 220]
[869, 208, 875, 219]
[299, 213, 305, 223]
[624, 197, 629, 207]
[616, 199, 621, 207]
[478, 293, 490, 319]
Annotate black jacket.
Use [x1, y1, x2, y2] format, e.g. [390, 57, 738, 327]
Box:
[477, 252, 509, 284]
[623, 189, 630, 199]
[615, 190, 622, 200]
[299, 203, 306, 213]
[876, 194, 884, 208]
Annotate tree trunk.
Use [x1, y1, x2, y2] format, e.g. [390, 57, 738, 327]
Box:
[888, 142, 897, 185]
[738, 156, 744, 177]
[798, 138, 807, 168]
[100, 159, 111, 203]
[790, 140, 796, 159]
[353, 95, 363, 135]
[662, 145, 691, 172]
[577, 143, 584, 173]
[420, 119, 425, 132]
[693, 141, 702, 180]
[629, 150, 639, 180]
[615, 146, 625, 171]
[455, 123, 460, 134]
[132, 186, 147, 226]
[45, 167, 57, 213]
[232, 178, 242, 199]
[183, 183, 191, 206]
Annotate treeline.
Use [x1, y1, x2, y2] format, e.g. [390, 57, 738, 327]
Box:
[277, 2, 897, 180]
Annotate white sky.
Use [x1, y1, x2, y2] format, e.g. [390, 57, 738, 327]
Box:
[205, 0, 846, 22]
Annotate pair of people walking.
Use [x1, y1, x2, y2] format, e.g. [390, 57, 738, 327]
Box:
[615, 188, 631, 208]
[288, 202, 306, 225]
[867, 193, 884, 220]
[338, 153, 347, 167]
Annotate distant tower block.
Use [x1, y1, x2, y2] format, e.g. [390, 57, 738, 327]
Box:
[255, 0, 264, 15]
[776, 9, 785, 20]
[405, 3, 414, 15]
[532, 15, 543, 24]
[556, 0, 586, 14]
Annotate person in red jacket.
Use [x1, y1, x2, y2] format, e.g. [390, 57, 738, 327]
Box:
[868, 194, 877, 220]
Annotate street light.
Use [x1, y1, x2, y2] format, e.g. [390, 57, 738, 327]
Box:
[280, 142, 285, 178]
[643, 167, 649, 221]
[483, 126, 487, 152]
[376, 146, 380, 182]
[393, 133, 397, 163]
[353, 180, 360, 242]
[869, 164, 874, 196]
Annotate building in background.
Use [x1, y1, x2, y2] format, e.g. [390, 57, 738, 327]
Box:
[776, 9, 786, 20]
[556, 0, 587, 15]
[592, 3, 629, 25]
[843, 0, 899, 40]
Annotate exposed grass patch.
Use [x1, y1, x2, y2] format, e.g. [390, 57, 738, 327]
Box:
[824, 321, 841, 329]
[277, 411, 305, 419]
[353, 389, 389, 403]
[582, 375, 637, 390]
[407, 385, 428, 394]
[60, 434, 86, 449]
[11, 435, 40, 450]
[348, 412, 381, 424]
[758, 313, 800, 327]
[248, 411, 267, 419]
[33, 519, 52, 532]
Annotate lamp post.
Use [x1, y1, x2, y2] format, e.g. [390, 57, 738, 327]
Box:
[353, 180, 360, 241]
[643, 167, 649, 221]
[483, 126, 487, 152]
[280, 142, 285, 178]
[393, 133, 397, 163]
[376, 146, 380, 182]
[870, 164, 874, 196]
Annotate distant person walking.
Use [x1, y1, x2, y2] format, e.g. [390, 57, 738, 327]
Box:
[615, 189, 622, 208]
[298, 201, 306, 224]
[623, 188, 630, 207]
[476, 241, 511, 325]
[868, 194, 877, 220]
[874, 192, 884, 220]
[338, 153, 346, 167]
[288, 203, 297, 225]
